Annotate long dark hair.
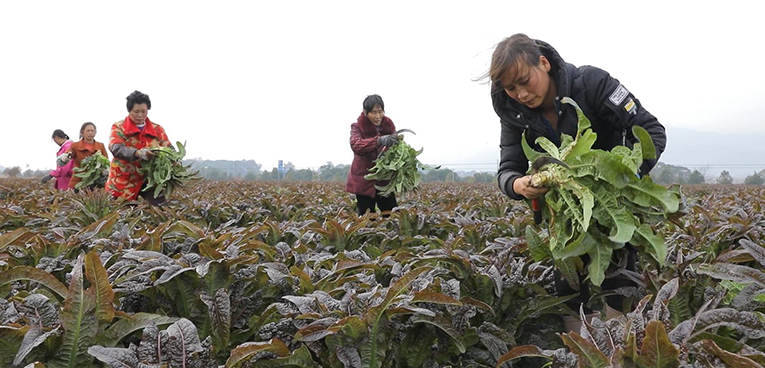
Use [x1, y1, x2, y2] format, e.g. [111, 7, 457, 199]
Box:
[52, 129, 69, 140]
[79, 122, 96, 140]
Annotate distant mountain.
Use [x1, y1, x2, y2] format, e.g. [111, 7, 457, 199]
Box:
[439, 127, 765, 181]
[183, 159, 262, 179]
[660, 127, 765, 180]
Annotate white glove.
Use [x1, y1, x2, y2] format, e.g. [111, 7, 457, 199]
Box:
[56, 153, 71, 166]
[135, 148, 154, 161]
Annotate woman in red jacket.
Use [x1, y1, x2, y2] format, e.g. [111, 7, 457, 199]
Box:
[106, 90, 171, 204]
[345, 95, 400, 216]
[65, 122, 109, 190]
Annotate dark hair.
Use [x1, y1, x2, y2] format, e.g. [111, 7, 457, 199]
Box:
[487, 34, 543, 95]
[52, 129, 69, 140]
[79, 122, 96, 140]
[126, 90, 151, 112]
[362, 94, 384, 113]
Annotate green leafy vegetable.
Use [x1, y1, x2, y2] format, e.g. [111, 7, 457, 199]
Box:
[524, 97, 681, 286]
[72, 151, 109, 190]
[364, 138, 438, 197]
[138, 141, 201, 198]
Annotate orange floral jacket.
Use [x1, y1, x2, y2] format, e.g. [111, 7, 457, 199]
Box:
[105, 117, 170, 200]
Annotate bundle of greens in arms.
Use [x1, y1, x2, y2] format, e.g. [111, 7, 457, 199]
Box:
[72, 151, 110, 189]
[137, 141, 201, 198]
[524, 97, 682, 287]
[364, 137, 438, 197]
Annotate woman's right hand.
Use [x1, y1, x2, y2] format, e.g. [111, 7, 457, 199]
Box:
[377, 135, 399, 147]
[56, 153, 71, 166]
[513, 175, 549, 199]
[135, 148, 155, 161]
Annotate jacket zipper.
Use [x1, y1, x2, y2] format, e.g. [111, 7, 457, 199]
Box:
[622, 129, 627, 146]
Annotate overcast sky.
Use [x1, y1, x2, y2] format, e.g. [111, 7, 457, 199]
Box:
[1, 1, 763, 173]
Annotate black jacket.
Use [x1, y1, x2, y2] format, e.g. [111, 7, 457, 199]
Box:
[495, 40, 666, 200]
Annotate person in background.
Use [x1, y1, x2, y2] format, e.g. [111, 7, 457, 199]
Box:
[43, 129, 73, 190]
[105, 90, 171, 204]
[346, 94, 400, 216]
[63, 122, 109, 190]
[487, 34, 666, 317]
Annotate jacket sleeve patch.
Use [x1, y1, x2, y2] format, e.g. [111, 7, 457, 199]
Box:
[624, 98, 637, 115]
[608, 84, 629, 105]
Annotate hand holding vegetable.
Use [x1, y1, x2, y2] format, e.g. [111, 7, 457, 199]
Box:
[40, 174, 53, 184]
[137, 141, 200, 198]
[56, 153, 71, 166]
[512, 175, 549, 199]
[377, 134, 399, 147]
[135, 148, 154, 161]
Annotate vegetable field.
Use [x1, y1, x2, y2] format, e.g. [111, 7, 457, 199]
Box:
[0, 179, 764, 368]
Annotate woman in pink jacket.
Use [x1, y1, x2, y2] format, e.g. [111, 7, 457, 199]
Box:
[45, 129, 74, 190]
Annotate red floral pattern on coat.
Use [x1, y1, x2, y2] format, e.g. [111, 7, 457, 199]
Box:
[105, 117, 170, 200]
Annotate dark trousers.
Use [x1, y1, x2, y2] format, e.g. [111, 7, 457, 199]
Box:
[356, 193, 397, 216]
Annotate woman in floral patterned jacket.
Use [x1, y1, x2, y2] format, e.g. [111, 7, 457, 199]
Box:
[105, 90, 171, 204]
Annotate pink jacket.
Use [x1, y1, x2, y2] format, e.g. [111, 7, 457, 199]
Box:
[50, 141, 74, 190]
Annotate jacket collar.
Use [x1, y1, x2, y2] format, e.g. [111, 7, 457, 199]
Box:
[123, 116, 159, 137]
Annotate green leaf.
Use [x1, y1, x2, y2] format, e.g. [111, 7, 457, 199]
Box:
[0, 228, 33, 249]
[535, 136, 560, 159]
[564, 129, 597, 161]
[13, 326, 59, 366]
[555, 257, 582, 291]
[700, 339, 763, 367]
[84, 251, 115, 324]
[226, 339, 290, 368]
[591, 186, 637, 243]
[50, 254, 98, 368]
[496, 345, 552, 367]
[632, 125, 656, 160]
[202, 288, 231, 353]
[636, 321, 679, 368]
[413, 317, 466, 354]
[0, 326, 28, 367]
[561, 97, 592, 134]
[521, 131, 545, 163]
[587, 244, 613, 287]
[560, 332, 609, 368]
[623, 177, 680, 213]
[100, 313, 178, 346]
[526, 225, 551, 262]
[574, 151, 636, 189]
[630, 224, 668, 265]
[251, 344, 319, 367]
[162, 271, 199, 318]
[397, 323, 435, 368]
[0, 266, 69, 299]
[363, 267, 432, 368]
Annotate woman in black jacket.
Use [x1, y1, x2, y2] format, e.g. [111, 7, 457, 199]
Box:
[489, 33, 666, 200]
[488, 34, 667, 315]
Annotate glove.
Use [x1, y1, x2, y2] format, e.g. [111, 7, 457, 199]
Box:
[56, 153, 71, 166]
[377, 134, 399, 147]
[135, 148, 154, 161]
[41, 174, 53, 184]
